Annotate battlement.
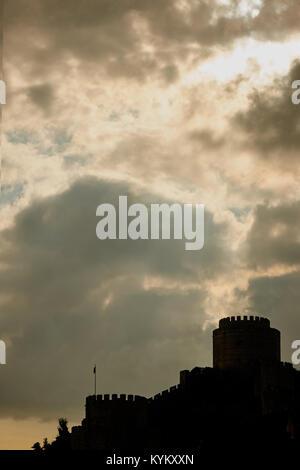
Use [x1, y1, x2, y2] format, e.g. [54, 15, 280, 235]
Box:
[218, 315, 270, 329]
[86, 394, 147, 405]
[150, 384, 182, 401]
[214, 315, 280, 369]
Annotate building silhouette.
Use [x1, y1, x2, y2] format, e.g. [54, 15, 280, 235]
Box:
[71, 316, 300, 450]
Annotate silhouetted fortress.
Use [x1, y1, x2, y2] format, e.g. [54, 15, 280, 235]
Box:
[71, 316, 300, 450]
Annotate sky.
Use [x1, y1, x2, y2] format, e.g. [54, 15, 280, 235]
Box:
[0, 0, 300, 449]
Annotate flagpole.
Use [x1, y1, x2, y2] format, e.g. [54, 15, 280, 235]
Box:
[94, 364, 96, 397]
[0, 0, 5, 193]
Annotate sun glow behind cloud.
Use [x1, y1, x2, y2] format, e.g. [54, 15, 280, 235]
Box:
[218, 0, 262, 17]
[194, 38, 300, 83]
[2, 0, 300, 449]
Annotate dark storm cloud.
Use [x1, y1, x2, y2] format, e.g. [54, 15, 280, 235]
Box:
[160, 63, 179, 84]
[244, 201, 300, 270]
[252, 0, 300, 41]
[0, 177, 231, 420]
[236, 198, 300, 364]
[189, 129, 225, 150]
[5, 0, 298, 86]
[236, 271, 300, 365]
[27, 84, 54, 113]
[234, 60, 300, 160]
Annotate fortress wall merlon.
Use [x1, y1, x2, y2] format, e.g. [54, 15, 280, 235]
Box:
[152, 384, 182, 401]
[135, 395, 147, 402]
[85, 394, 147, 405]
[168, 384, 182, 394]
[86, 395, 97, 405]
[217, 315, 270, 329]
[180, 369, 190, 385]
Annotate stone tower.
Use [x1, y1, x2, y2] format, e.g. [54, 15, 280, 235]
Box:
[213, 315, 280, 370]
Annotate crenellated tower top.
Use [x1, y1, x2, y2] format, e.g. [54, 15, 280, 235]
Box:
[213, 314, 280, 370]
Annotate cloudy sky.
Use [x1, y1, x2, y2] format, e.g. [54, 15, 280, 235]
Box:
[1, 0, 300, 449]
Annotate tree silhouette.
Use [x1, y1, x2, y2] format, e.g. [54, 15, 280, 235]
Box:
[32, 441, 42, 453]
[42, 437, 51, 451]
[57, 418, 70, 438]
[32, 418, 71, 452]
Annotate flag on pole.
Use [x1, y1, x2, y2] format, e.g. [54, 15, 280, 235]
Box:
[93, 365, 97, 396]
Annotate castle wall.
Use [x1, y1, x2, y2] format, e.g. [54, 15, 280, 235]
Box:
[71, 315, 300, 450]
[71, 394, 148, 450]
